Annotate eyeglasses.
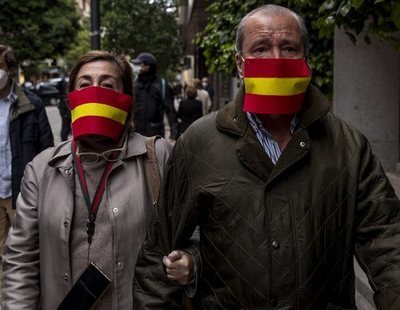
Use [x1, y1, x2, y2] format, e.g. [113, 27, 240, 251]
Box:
[76, 136, 128, 163]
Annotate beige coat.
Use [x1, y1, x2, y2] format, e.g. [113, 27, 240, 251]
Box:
[196, 89, 212, 115]
[2, 132, 171, 309]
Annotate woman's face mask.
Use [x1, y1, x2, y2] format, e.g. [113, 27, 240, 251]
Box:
[241, 57, 311, 114]
[68, 86, 133, 142]
[0, 69, 9, 89]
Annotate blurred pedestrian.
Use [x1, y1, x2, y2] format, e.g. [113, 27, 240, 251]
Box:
[201, 76, 214, 102]
[132, 52, 178, 141]
[177, 85, 202, 138]
[0, 44, 53, 302]
[57, 74, 71, 141]
[2, 50, 195, 309]
[193, 78, 212, 115]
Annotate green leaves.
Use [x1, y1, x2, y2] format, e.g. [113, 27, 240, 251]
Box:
[0, 0, 80, 63]
[101, 0, 182, 77]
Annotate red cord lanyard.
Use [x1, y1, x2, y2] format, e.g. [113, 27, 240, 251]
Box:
[71, 140, 115, 245]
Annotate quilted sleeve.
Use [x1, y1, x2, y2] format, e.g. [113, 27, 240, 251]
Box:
[2, 161, 41, 309]
[355, 138, 400, 309]
[133, 138, 199, 309]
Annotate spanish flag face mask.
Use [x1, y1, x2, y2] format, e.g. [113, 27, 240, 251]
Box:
[68, 86, 133, 142]
[242, 58, 311, 114]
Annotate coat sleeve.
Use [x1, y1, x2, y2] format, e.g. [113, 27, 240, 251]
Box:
[133, 138, 199, 309]
[2, 160, 41, 309]
[355, 138, 400, 309]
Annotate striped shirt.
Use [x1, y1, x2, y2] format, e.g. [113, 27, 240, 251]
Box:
[247, 112, 299, 165]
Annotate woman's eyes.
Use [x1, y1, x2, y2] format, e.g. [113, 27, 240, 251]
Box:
[76, 81, 116, 89]
[77, 82, 90, 89]
[100, 82, 115, 89]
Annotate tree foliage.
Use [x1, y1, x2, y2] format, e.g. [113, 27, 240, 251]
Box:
[101, 0, 182, 78]
[196, 0, 400, 96]
[317, 0, 400, 46]
[0, 0, 80, 63]
[64, 18, 91, 71]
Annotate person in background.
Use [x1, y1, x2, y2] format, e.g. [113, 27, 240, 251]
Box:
[201, 76, 214, 103]
[0, 44, 53, 302]
[192, 78, 212, 116]
[133, 4, 400, 309]
[2, 50, 195, 309]
[131, 52, 178, 141]
[177, 85, 203, 138]
[56, 74, 71, 141]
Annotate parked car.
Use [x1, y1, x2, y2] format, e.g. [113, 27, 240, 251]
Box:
[23, 77, 69, 106]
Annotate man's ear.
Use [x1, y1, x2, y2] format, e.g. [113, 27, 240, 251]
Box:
[235, 53, 244, 79]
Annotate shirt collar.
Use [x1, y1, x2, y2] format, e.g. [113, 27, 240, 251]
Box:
[247, 112, 299, 136]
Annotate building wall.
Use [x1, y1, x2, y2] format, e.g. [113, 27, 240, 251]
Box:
[333, 28, 400, 172]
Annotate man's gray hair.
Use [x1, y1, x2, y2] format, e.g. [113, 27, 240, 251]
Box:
[235, 4, 309, 56]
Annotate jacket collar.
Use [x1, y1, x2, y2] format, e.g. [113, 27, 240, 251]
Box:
[48, 131, 148, 169]
[216, 84, 330, 136]
[216, 84, 330, 183]
[10, 83, 35, 121]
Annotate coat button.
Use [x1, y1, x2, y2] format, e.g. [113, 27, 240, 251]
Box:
[270, 298, 277, 307]
[271, 240, 280, 249]
[63, 220, 69, 228]
[117, 261, 123, 269]
[299, 141, 306, 147]
[63, 273, 69, 281]
[113, 208, 119, 213]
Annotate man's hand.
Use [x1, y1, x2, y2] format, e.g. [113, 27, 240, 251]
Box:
[163, 250, 194, 285]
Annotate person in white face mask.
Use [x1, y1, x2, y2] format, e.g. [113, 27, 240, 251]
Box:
[0, 44, 54, 302]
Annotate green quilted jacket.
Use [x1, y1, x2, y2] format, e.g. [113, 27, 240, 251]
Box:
[134, 85, 400, 309]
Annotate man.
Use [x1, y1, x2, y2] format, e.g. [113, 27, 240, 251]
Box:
[132, 52, 178, 140]
[0, 44, 53, 298]
[133, 5, 400, 309]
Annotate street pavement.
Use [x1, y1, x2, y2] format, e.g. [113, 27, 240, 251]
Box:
[43, 105, 376, 309]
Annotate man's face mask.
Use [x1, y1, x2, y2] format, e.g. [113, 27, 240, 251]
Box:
[68, 86, 133, 142]
[0, 69, 9, 89]
[132, 64, 141, 74]
[242, 58, 311, 114]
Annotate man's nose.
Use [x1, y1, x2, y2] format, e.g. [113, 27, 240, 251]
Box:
[270, 47, 283, 59]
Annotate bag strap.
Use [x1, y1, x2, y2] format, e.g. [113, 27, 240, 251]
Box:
[144, 136, 162, 207]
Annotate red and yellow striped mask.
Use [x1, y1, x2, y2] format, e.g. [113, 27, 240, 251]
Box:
[68, 86, 133, 141]
[243, 58, 311, 114]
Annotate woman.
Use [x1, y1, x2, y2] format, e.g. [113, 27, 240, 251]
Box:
[177, 85, 203, 137]
[2, 51, 194, 309]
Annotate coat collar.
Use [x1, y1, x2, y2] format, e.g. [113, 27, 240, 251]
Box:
[48, 131, 148, 169]
[10, 83, 35, 121]
[216, 84, 330, 136]
[216, 84, 330, 183]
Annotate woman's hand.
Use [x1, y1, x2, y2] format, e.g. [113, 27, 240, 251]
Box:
[163, 250, 194, 285]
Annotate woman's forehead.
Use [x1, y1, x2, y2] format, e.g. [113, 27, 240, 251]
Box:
[78, 60, 120, 79]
